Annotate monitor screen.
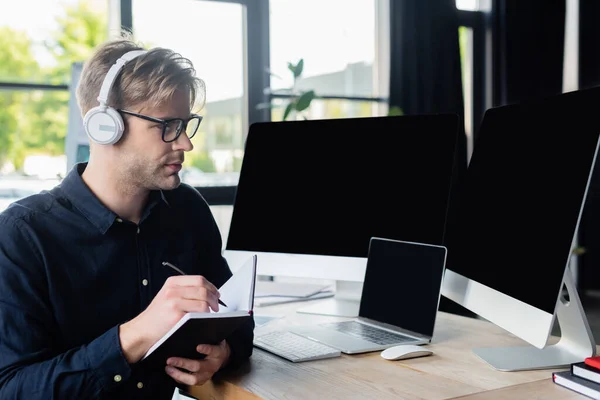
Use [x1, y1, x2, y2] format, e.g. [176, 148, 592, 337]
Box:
[445, 88, 600, 315]
[226, 114, 459, 260]
[359, 238, 447, 337]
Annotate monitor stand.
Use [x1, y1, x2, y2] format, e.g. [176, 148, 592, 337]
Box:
[472, 270, 596, 371]
[296, 280, 363, 317]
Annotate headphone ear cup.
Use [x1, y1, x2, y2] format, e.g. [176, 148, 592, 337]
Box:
[83, 106, 124, 145]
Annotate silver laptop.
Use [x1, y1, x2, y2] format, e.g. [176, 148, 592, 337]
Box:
[291, 237, 447, 354]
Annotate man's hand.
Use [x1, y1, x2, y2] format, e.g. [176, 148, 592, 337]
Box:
[164, 340, 231, 386]
[119, 275, 222, 363]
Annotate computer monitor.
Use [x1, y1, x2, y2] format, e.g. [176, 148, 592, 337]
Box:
[442, 87, 600, 371]
[224, 114, 459, 317]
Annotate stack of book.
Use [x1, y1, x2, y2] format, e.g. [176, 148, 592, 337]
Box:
[553, 356, 600, 399]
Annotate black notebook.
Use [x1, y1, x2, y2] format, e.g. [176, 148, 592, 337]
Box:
[553, 370, 600, 399]
[573, 362, 600, 385]
[140, 255, 257, 369]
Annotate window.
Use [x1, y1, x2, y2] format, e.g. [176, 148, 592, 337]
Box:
[459, 26, 475, 160]
[456, 2, 489, 162]
[132, 0, 246, 185]
[0, 0, 108, 213]
[269, 0, 376, 97]
[456, 0, 491, 12]
[456, 0, 479, 11]
[267, 0, 389, 121]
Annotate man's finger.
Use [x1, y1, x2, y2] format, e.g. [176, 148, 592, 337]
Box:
[165, 366, 210, 386]
[178, 287, 220, 311]
[177, 298, 211, 313]
[196, 344, 218, 357]
[166, 357, 201, 373]
[168, 275, 219, 295]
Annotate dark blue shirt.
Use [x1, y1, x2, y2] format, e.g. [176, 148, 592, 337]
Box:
[0, 163, 254, 399]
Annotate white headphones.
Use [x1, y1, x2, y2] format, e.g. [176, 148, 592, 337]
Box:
[83, 50, 148, 145]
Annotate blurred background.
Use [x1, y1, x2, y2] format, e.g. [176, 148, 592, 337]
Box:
[3, 0, 600, 317]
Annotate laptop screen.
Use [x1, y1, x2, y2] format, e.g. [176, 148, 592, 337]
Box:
[359, 238, 447, 337]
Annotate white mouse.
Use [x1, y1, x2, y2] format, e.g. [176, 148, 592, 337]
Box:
[380, 344, 433, 361]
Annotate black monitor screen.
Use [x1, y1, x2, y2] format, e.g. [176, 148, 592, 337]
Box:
[359, 238, 447, 337]
[226, 114, 459, 259]
[445, 87, 600, 315]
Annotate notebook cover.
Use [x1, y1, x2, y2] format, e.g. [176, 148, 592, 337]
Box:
[553, 371, 600, 399]
[573, 362, 600, 385]
[140, 313, 252, 370]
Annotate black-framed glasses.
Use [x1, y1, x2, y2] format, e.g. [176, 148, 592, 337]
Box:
[118, 109, 203, 143]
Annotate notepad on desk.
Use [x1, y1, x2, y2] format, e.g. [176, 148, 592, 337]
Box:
[140, 254, 257, 368]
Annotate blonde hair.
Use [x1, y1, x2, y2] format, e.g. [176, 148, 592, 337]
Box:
[76, 36, 205, 117]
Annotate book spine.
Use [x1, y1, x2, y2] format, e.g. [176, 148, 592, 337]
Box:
[553, 373, 600, 400]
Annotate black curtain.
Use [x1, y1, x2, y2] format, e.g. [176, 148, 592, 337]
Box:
[389, 0, 471, 317]
[389, 0, 465, 119]
[492, 0, 566, 106]
[580, 0, 600, 91]
[578, 0, 600, 294]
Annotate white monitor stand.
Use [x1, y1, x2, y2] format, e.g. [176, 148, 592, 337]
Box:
[296, 280, 363, 317]
[223, 250, 367, 318]
[472, 270, 596, 371]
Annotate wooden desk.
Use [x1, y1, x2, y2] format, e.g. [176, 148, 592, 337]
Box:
[189, 300, 590, 400]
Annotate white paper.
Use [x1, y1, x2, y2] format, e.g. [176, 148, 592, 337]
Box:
[217, 255, 257, 313]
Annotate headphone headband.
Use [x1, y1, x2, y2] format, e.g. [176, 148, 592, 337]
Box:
[97, 49, 148, 106]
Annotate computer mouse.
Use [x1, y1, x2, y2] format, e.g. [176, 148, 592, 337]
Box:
[380, 344, 433, 361]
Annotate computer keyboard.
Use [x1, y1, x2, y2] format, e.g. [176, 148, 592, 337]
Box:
[253, 330, 341, 362]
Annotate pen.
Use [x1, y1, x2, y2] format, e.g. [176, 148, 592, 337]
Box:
[161, 261, 228, 308]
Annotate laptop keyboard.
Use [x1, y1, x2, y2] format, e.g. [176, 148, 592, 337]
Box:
[321, 321, 415, 346]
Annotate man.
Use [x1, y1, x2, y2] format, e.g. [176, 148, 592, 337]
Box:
[0, 37, 254, 399]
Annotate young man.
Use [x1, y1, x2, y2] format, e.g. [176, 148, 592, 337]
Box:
[0, 38, 254, 399]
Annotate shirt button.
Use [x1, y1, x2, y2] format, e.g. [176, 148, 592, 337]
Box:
[142, 279, 148, 286]
[137, 227, 140, 234]
[115, 218, 123, 223]
[137, 381, 144, 389]
[114, 375, 122, 382]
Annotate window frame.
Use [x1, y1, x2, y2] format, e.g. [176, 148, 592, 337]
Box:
[457, 9, 489, 159]
[0, 0, 390, 206]
[194, 0, 389, 204]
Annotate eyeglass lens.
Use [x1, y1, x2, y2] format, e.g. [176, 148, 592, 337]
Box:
[163, 117, 201, 142]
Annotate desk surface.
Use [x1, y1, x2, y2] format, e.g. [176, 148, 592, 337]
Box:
[189, 300, 590, 400]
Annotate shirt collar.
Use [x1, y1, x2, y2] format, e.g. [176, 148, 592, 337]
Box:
[59, 162, 170, 234]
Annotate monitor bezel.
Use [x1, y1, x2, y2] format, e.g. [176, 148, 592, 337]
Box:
[441, 97, 600, 349]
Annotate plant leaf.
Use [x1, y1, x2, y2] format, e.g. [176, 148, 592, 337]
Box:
[387, 105, 404, 116]
[295, 90, 316, 112]
[287, 62, 295, 76]
[294, 59, 304, 78]
[282, 102, 294, 121]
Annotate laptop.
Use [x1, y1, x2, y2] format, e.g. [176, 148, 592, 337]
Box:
[291, 237, 447, 354]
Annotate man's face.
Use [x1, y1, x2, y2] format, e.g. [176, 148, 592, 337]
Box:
[117, 90, 194, 191]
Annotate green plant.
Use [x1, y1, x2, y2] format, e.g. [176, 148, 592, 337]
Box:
[387, 105, 404, 116]
[258, 59, 317, 121]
